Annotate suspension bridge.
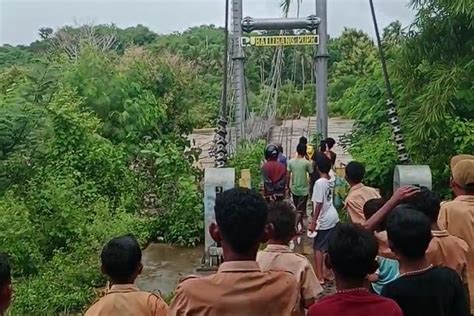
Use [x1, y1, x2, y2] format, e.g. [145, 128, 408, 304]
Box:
[197, 0, 430, 269]
[190, 117, 353, 170]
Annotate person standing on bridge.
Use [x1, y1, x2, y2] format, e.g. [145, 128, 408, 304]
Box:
[325, 137, 337, 167]
[288, 143, 313, 233]
[262, 144, 288, 201]
[275, 142, 288, 168]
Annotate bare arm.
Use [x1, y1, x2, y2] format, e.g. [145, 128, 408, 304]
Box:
[309, 202, 323, 232]
[363, 186, 419, 232]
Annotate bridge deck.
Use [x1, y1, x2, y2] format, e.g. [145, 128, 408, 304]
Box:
[190, 117, 354, 169]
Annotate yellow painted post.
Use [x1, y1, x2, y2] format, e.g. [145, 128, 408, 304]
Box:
[239, 169, 252, 189]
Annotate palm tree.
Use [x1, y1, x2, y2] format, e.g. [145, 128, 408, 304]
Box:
[280, 0, 302, 17]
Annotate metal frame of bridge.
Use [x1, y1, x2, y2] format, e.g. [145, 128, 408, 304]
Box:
[231, 0, 329, 146]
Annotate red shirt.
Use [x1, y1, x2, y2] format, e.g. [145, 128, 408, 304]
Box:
[262, 160, 287, 196]
[309, 291, 402, 316]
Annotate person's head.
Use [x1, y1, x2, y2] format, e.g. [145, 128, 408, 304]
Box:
[211, 188, 269, 258]
[296, 143, 307, 157]
[450, 154, 474, 170]
[264, 144, 279, 161]
[319, 140, 328, 152]
[363, 198, 387, 231]
[345, 161, 365, 185]
[451, 159, 474, 196]
[101, 235, 143, 284]
[327, 224, 378, 284]
[325, 137, 336, 150]
[266, 200, 297, 244]
[402, 187, 440, 223]
[299, 136, 308, 146]
[316, 155, 332, 175]
[275, 142, 284, 154]
[0, 253, 12, 313]
[386, 207, 432, 261]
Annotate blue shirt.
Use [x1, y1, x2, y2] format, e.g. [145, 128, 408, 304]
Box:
[372, 256, 399, 295]
[278, 153, 287, 167]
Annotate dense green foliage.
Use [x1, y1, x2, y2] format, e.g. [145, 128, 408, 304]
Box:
[336, 0, 473, 195]
[228, 140, 266, 190]
[0, 45, 203, 313]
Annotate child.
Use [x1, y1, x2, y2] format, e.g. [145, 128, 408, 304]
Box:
[363, 199, 399, 295]
[257, 200, 323, 315]
[438, 157, 474, 314]
[308, 224, 402, 316]
[344, 161, 380, 225]
[309, 156, 339, 284]
[288, 143, 313, 233]
[404, 187, 469, 285]
[170, 188, 298, 316]
[85, 235, 168, 316]
[382, 208, 469, 316]
[0, 252, 12, 316]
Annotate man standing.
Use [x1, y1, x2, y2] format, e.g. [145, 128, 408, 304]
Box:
[288, 143, 313, 233]
[276, 143, 288, 168]
[262, 144, 288, 201]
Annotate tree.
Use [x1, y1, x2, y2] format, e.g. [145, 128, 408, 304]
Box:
[340, 0, 473, 194]
[38, 27, 53, 40]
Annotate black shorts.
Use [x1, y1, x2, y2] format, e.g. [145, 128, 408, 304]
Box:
[313, 227, 336, 252]
[292, 194, 308, 214]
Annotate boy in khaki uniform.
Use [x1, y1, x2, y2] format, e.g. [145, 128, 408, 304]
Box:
[85, 235, 168, 316]
[344, 162, 380, 225]
[257, 200, 322, 315]
[438, 156, 474, 314]
[169, 188, 298, 316]
[404, 188, 469, 283]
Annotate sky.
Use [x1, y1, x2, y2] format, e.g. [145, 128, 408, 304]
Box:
[0, 0, 415, 45]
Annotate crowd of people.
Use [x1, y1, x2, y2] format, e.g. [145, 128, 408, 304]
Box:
[0, 141, 472, 316]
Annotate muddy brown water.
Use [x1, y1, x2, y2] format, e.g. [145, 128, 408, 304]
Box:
[136, 244, 204, 297]
[137, 237, 335, 299]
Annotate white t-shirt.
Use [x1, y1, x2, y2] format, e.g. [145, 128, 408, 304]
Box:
[312, 177, 339, 230]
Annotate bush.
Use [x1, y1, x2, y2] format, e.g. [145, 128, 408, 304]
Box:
[0, 46, 204, 314]
[228, 140, 266, 190]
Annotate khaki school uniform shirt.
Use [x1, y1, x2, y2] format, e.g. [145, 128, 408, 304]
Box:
[438, 195, 474, 313]
[85, 284, 168, 316]
[426, 230, 469, 283]
[256, 244, 323, 316]
[169, 261, 298, 316]
[345, 183, 381, 225]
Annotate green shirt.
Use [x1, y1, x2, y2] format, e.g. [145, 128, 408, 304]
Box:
[287, 158, 313, 196]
